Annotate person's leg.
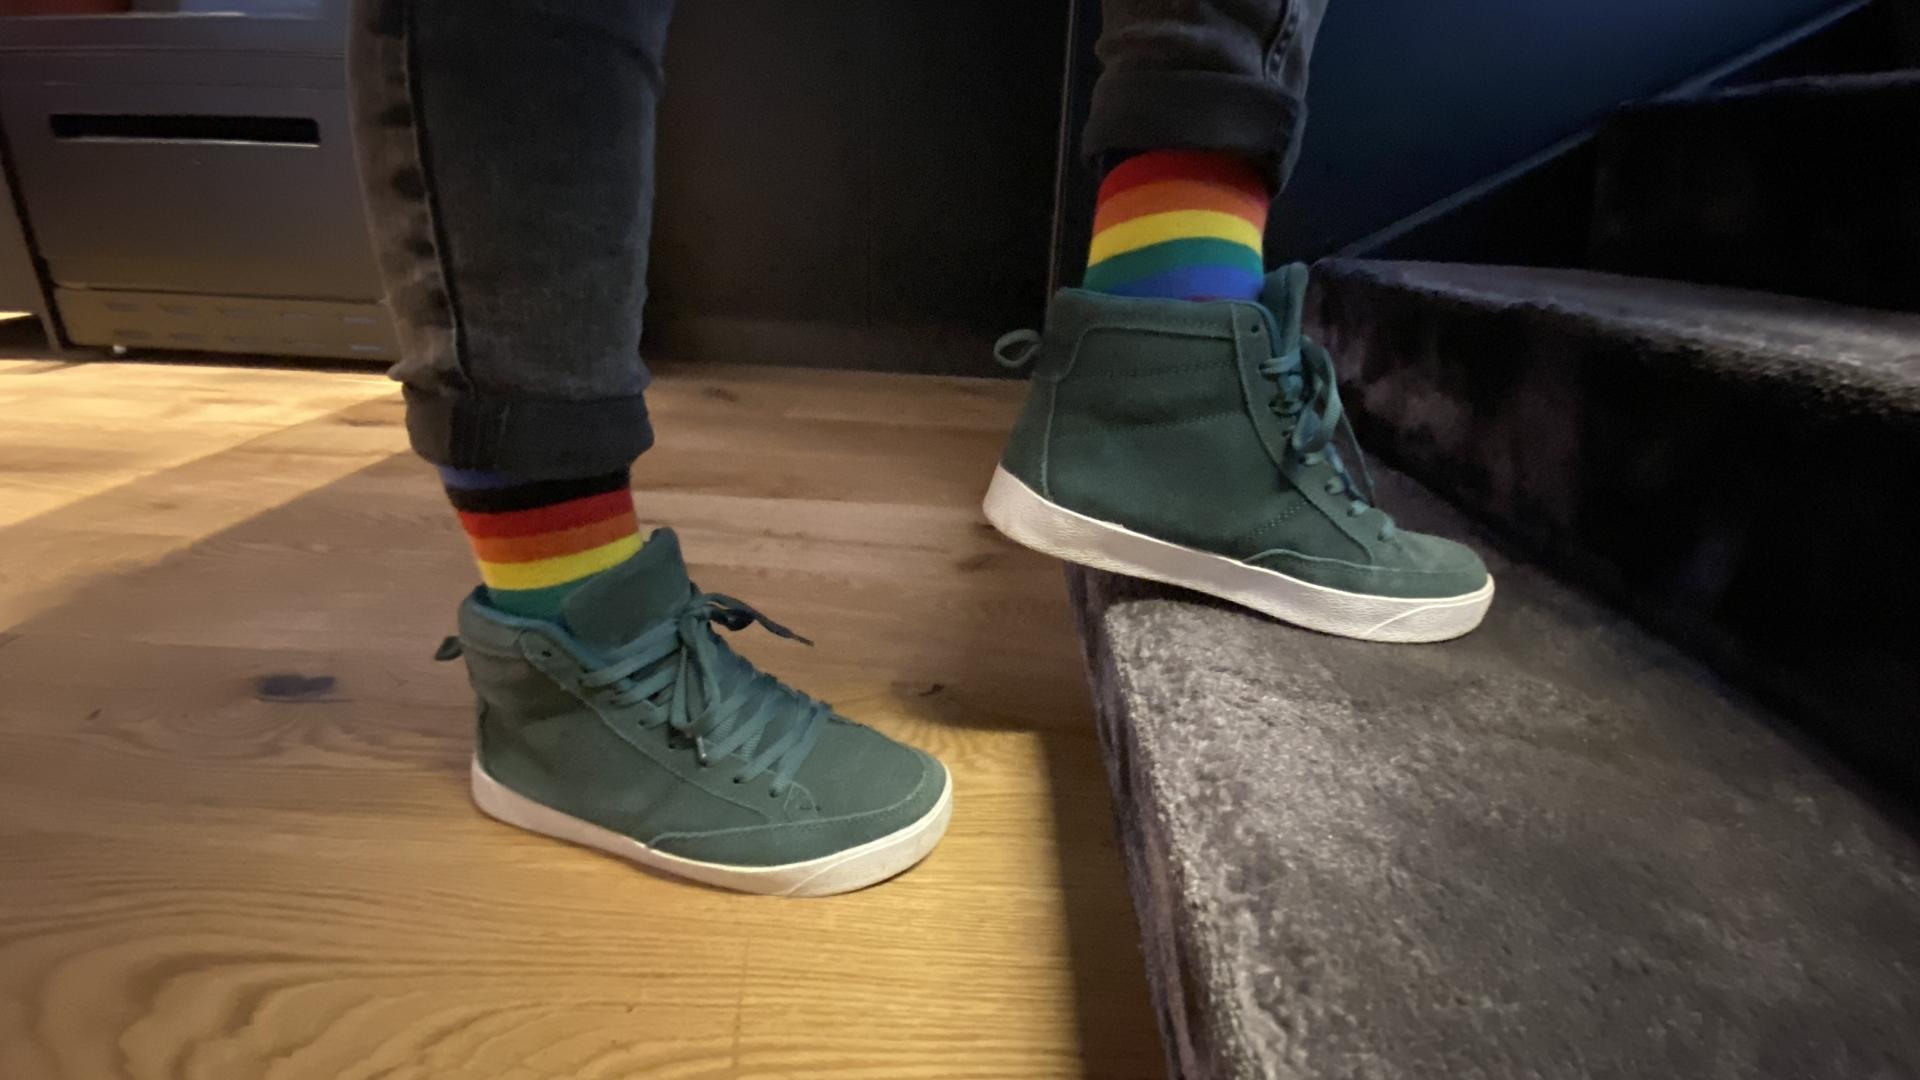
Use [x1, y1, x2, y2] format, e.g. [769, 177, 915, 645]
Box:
[1080, 0, 1324, 302]
[351, 0, 666, 618]
[986, 0, 1495, 642]
[1086, 0, 1326, 193]
[348, 0, 950, 894]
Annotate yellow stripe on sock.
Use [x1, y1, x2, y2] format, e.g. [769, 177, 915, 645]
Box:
[1087, 209, 1264, 265]
[478, 532, 642, 592]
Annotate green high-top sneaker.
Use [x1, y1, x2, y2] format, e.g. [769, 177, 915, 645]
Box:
[985, 263, 1492, 643]
[449, 528, 952, 896]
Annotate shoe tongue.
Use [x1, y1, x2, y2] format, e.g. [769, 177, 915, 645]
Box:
[561, 528, 696, 651]
[1258, 262, 1312, 352]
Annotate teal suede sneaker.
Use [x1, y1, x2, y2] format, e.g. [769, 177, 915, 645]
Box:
[986, 264, 1492, 643]
[449, 528, 952, 896]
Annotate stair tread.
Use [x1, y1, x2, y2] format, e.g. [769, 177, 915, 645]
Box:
[1589, 71, 1920, 313]
[1075, 464, 1920, 1077]
[1307, 258, 1919, 795]
[1319, 259, 1920, 388]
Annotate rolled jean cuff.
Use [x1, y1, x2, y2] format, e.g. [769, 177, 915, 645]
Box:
[403, 387, 656, 478]
[1082, 68, 1307, 191]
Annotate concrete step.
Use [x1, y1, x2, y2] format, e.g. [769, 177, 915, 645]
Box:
[1306, 259, 1920, 797]
[1072, 465, 1920, 1079]
[1589, 70, 1920, 312]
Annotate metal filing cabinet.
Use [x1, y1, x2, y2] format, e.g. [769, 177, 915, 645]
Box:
[0, 1, 397, 360]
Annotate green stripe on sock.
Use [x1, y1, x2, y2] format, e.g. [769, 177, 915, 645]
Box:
[483, 580, 579, 621]
[1083, 236, 1264, 294]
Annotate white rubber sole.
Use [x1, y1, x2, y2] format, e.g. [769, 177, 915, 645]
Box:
[470, 758, 953, 897]
[983, 466, 1493, 643]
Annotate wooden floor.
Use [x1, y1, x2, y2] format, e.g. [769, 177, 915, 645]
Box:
[0, 349, 1163, 1079]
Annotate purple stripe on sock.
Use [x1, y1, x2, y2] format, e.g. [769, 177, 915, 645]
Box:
[438, 466, 518, 490]
[1104, 264, 1264, 301]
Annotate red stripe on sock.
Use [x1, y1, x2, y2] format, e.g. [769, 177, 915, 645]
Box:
[457, 488, 634, 539]
[1097, 150, 1268, 205]
[468, 511, 639, 564]
[1092, 179, 1270, 234]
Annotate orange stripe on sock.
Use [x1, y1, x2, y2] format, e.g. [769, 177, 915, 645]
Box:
[1093, 179, 1268, 235]
[467, 511, 637, 565]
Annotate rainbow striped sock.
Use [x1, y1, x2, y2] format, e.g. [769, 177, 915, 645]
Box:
[441, 467, 643, 621]
[1083, 150, 1269, 301]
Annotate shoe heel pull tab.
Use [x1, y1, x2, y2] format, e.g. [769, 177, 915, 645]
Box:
[433, 636, 464, 661]
[992, 329, 1042, 371]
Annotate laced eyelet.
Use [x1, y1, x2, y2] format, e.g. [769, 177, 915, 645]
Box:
[568, 589, 829, 816]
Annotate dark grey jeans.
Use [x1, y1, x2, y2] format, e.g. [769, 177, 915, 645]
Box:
[347, 0, 1327, 477]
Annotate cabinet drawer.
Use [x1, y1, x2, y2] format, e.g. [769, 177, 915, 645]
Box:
[1, 67, 379, 300]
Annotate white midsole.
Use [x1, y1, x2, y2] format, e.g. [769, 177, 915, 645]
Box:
[983, 466, 1493, 643]
[470, 758, 953, 897]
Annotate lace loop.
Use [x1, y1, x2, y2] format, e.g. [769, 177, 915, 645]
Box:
[577, 593, 828, 794]
[992, 329, 1042, 371]
[1256, 337, 1395, 540]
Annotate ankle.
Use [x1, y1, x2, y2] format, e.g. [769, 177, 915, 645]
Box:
[440, 467, 641, 622]
[1083, 149, 1269, 301]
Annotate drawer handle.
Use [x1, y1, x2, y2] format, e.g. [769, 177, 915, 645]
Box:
[49, 114, 319, 146]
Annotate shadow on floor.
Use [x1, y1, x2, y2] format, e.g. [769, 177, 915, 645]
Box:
[0, 390, 1167, 1077]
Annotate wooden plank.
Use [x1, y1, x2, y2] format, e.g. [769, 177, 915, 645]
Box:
[0, 358, 394, 531]
[0, 361, 1161, 1079]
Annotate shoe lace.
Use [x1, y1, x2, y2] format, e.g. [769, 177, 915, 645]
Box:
[576, 593, 829, 796]
[1256, 334, 1396, 541]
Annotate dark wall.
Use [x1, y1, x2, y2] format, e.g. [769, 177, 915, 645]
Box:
[1272, 0, 1849, 258]
[647, 1, 1066, 376]
[645, 0, 1852, 375]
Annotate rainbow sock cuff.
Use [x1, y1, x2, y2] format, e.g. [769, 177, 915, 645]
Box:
[441, 467, 641, 620]
[1083, 150, 1269, 301]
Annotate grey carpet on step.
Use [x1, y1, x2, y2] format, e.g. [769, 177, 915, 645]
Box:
[1072, 467, 1920, 1080]
[1308, 260, 1920, 800]
[1591, 70, 1920, 312]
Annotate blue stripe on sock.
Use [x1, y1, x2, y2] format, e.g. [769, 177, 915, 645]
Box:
[1083, 237, 1264, 294]
[1103, 264, 1264, 301]
[437, 466, 518, 490]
